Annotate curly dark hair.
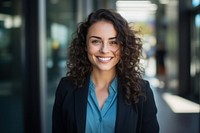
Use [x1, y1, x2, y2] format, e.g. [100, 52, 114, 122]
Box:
[67, 9, 144, 104]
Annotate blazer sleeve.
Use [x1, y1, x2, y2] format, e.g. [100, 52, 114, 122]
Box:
[140, 81, 160, 133]
[52, 78, 69, 133]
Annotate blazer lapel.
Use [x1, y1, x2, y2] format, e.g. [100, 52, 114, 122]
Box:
[115, 89, 138, 133]
[74, 78, 90, 133]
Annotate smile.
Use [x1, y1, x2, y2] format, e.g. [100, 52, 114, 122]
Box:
[97, 57, 112, 62]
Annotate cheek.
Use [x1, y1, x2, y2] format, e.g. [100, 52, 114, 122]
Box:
[86, 46, 96, 62]
[115, 51, 121, 63]
[87, 48, 95, 57]
[87, 52, 94, 64]
[114, 50, 121, 59]
[86, 45, 92, 54]
[116, 55, 121, 63]
[87, 45, 100, 54]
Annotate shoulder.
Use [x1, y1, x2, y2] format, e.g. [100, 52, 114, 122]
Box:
[56, 76, 76, 98]
[137, 79, 157, 108]
[57, 77, 75, 89]
[139, 79, 153, 98]
[58, 76, 75, 87]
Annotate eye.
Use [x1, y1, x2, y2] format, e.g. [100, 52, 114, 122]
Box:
[91, 39, 102, 45]
[109, 40, 118, 45]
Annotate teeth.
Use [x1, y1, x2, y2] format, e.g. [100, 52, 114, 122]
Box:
[98, 57, 111, 61]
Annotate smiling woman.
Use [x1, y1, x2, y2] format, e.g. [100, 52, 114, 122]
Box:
[52, 9, 159, 133]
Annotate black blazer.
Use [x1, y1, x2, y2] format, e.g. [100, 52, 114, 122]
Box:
[52, 77, 159, 133]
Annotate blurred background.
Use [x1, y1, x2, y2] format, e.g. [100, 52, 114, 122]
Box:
[0, 0, 199, 133]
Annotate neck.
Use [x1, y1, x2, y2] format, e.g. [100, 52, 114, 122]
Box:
[91, 69, 116, 89]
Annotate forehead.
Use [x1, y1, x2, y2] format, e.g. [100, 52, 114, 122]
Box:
[87, 21, 117, 38]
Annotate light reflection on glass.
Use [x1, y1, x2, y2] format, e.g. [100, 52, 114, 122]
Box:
[163, 93, 200, 113]
[192, 0, 200, 7]
[195, 14, 200, 27]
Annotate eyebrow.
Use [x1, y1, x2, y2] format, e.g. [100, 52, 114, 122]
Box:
[89, 36, 117, 40]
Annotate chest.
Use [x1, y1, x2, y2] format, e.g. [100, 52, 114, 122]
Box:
[85, 88, 118, 133]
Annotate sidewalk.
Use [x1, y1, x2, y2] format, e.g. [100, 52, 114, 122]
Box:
[150, 82, 200, 133]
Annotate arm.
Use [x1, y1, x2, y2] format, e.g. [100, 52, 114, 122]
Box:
[52, 78, 68, 133]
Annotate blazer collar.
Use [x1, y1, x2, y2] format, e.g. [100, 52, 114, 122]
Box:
[115, 89, 138, 133]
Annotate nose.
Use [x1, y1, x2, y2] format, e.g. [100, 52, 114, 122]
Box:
[100, 43, 109, 53]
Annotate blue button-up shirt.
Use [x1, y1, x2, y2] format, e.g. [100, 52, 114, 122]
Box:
[85, 77, 118, 133]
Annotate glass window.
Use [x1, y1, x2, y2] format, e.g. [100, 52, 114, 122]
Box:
[45, 0, 76, 132]
[190, 13, 200, 102]
[0, 0, 24, 132]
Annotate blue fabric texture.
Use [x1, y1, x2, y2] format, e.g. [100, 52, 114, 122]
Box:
[85, 77, 118, 133]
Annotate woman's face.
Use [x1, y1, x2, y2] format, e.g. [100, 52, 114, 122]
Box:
[86, 20, 121, 72]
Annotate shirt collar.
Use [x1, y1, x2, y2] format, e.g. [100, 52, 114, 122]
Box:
[110, 77, 118, 93]
[89, 76, 118, 93]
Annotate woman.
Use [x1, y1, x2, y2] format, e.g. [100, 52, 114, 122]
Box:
[52, 9, 159, 133]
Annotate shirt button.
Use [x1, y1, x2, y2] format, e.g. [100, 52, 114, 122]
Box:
[99, 117, 102, 122]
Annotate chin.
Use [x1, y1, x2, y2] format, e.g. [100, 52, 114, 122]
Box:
[97, 66, 116, 72]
